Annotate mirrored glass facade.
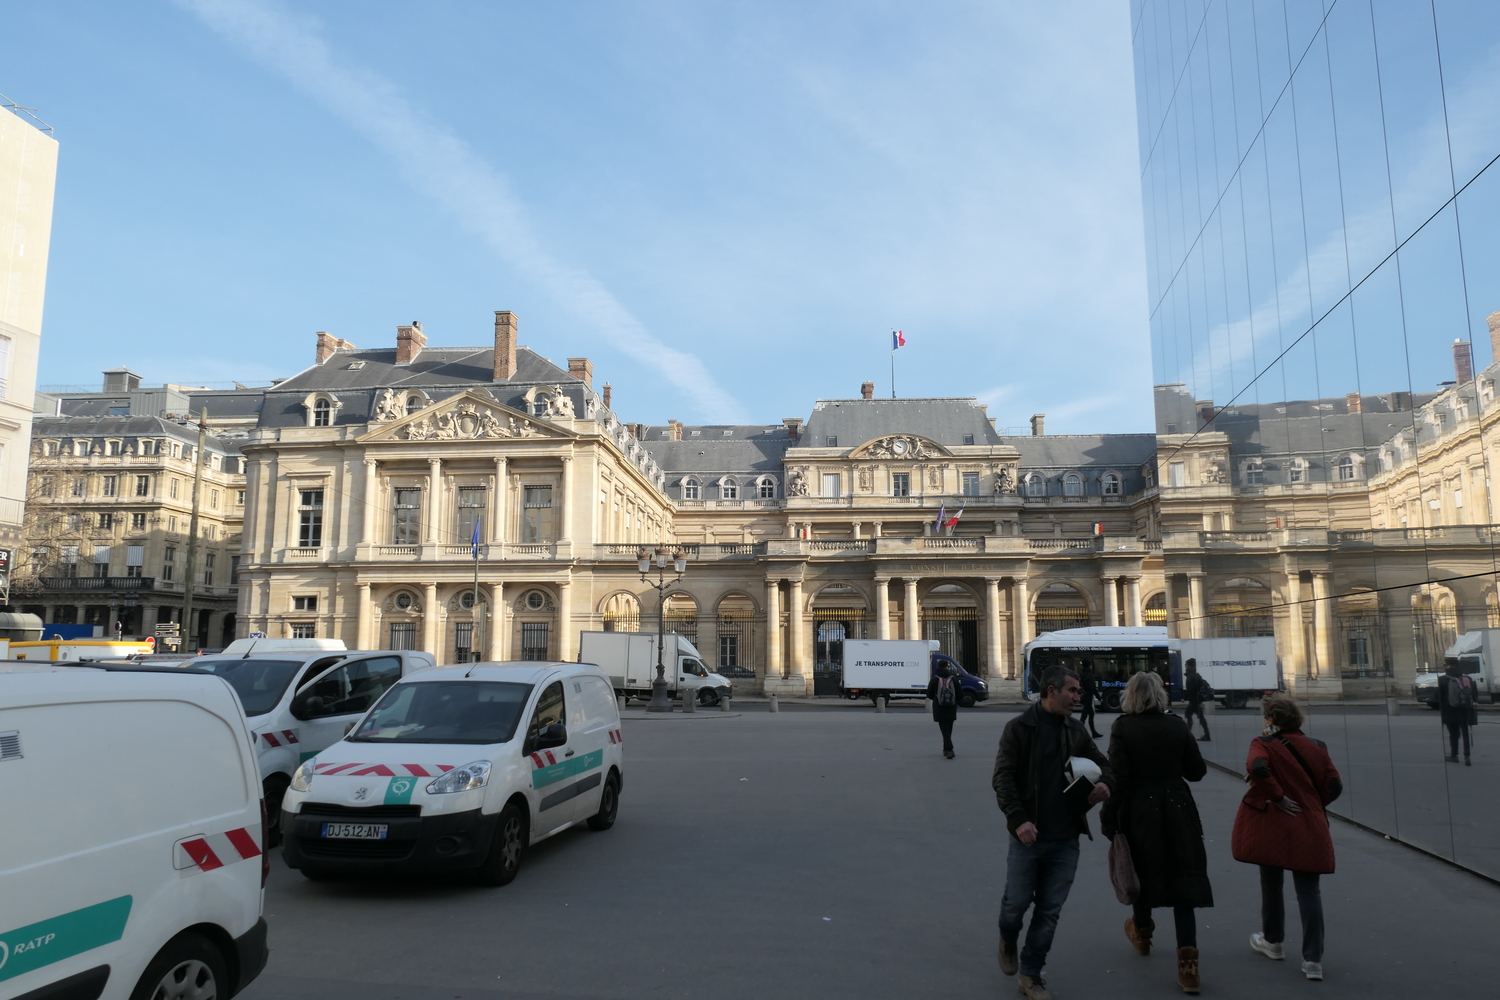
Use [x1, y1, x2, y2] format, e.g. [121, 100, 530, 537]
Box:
[1134, 0, 1500, 877]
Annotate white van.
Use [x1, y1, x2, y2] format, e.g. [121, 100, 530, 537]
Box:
[187, 648, 435, 842]
[280, 661, 623, 886]
[0, 665, 267, 1000]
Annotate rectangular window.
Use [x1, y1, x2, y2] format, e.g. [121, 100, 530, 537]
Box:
[167, 515, 178, 533]
[389, 621, 417, 650]
[825, 436, 838, 447]
[39, 477, 54, 497]
[0, 335, 10, 398]
[522, 486, 553, 543]
[892, 473, 910, 497]
[454, 621, 474, 661]
[520, 622, 550, 660]
[93, 546, 110, 577]
[203, 553, 215, 585]
[961, 472, 980, 496]
[135, 475, 150, 496]
[210, 489, 219, 509]
[162, 545, 175, 582]
[456, 487, 487, 543]
[125, 544, 144, 578]
[822, 473, 841, 497]
[66, 513, 80, 532]
[1288, 463, 1304, 484]
[299, 489, 324, 548]
[294, 595, 318, 611]
[392, 487, 421, 544]
[205, 524, 216, 540]
[130, 512, 146, 530]
[62, 545, 79, 578]
[97, 512, 114, 530]
[71, 477, 85, 497]
[963, 434, 975, 445]
[170, 479, 179, 499]
[107, 441, 122, 456]
[101, 476, 117, 497]
[140, 439, 157, 456]
[291, 623, 317, 639]
[718, 633, 739, 671]
[237, 490, 246, 506]
[1168, 462, 1186, 488]
[229, 554, 240, 585]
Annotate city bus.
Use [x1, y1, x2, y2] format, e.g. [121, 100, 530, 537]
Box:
[1023, 626, 1180, 710]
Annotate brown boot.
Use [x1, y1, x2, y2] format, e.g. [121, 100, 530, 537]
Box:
[1177, 946, 1201, 994]
[998, 936, 1018, 976]
[1125, 915, 1154, 956]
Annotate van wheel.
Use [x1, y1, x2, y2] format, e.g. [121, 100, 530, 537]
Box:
[129, 931, 226, 1000]
[475, 802, 527, 887]
[698, 688, 721, 707]
[958, 692, 977, 708]
[1102, 691, 1122, 712]
[588, 772, 621, 831]
[263, 775, 290, 847]
[1228, 693, 1248, 710]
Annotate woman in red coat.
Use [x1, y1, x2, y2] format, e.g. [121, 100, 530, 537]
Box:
[1231, 695, 1343, 982]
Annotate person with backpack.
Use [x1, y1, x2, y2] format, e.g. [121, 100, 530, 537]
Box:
[927, 661, 962, 759]
[1230, 695, 1343, 982]
[1438, 658, 1479, 766]
[1181, 659, 1212, 742]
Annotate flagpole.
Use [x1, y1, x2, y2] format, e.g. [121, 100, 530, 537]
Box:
[891, 347, 896, 399]
[472, 516, 482, 662]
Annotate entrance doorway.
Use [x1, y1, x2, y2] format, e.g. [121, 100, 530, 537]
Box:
[813, 612, 867, 694]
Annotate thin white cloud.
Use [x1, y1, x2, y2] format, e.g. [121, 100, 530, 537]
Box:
[172, 0, 746, 422]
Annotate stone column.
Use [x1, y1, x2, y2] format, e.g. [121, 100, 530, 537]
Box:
[1312, 572, 1334, 679]
[422, 582, 439, 658]
[788, 577, 806, 683]
[141, 604, 159, 638]
[1012, 577, 1031, 679]
[559, 456, 574, 545]
[1188, 573, 1207, 639]
[488, 582, 506, 660]
[765, 579, 782, 678]
[985, 578, 1003, 678]
[903, 578, 920, 641]
[107, 603, 119, 639]
[1284, 572, 1305, 680]
[1124, 577, 1142, 627]
[1164, 576, 1177, 637]
[492, 457, 507, 545]
[1102, 576, 1119, 627]
[871, 521, 883, 538]
[356, 582, 372, 649]
[557, 578, 573, 662]
[360, 460, 376, 544]
[425, 459, 441, 543]
[874, 578, 891, 640]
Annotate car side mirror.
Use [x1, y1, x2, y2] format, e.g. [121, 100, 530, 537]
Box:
[535, 722, 568, 750]
[292, 691, 330, 720]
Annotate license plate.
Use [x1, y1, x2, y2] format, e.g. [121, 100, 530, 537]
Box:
[320, 822, 388, 840]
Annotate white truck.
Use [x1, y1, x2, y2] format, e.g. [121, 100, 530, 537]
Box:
[1417, 630, 1500, 707]
[839, 639, 987, 704]
[1176, 636, 1281, 709]
[578, 631, 733, 706]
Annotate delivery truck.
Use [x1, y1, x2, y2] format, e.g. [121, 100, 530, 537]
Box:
[578, 631, 734, 706]
[839, 639, 987, 705]
[1175, 636, 1281, 709]
[1417, 629, 1500, 707]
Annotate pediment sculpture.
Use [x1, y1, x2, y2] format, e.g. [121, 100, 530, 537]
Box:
[853, 435, 947, 460]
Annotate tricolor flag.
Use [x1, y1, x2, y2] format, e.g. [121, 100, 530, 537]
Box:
[892, 329, 906, 350]
[943, 506, 966, 531]
[471, 516, 483, 559]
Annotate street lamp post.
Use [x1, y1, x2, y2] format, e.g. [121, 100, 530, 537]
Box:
[638, 546, 688, 713]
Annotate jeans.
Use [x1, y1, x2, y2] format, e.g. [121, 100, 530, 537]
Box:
[1133, 902, 1197, 948]
[1447, 722, 1472, 759]
[1183, 701, 1209, 736]
[1259, 866, 1323, 962]
[1080, 699, 1099, 735]
[999, 837, 1081, 977]
[937, 719, 954, 753]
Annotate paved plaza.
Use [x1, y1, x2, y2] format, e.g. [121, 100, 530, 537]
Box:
[242, 706, 1500, 1000]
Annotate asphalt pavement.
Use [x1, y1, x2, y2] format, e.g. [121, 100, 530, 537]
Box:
[241, 706, 1500, 1000]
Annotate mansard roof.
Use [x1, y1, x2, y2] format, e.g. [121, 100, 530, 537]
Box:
[1000, 433, 1157, 470]
[802, 397, 1002, 447]
[31, 414, 244, 453]
[639, 426, 792, 476]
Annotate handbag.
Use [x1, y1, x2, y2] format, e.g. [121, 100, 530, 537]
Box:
[1108, 833, 1140, 905]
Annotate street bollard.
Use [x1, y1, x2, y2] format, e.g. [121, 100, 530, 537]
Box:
[617, 695, 626, 712]
[1386, 695, 1401, 717]
[769, 694, 779, 713]
[682, 691, 696, 713]
[875, 696, 887, 713]
[720, 693, 732, 713]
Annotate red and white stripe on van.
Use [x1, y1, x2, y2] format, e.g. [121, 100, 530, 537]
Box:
[174, 827, 263, 874]
[312, 762, 456, 777]
[260, 729, 299, 748]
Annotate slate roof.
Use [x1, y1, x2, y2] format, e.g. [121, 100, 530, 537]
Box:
[639, 426, 792, 480]
[1000, 434, 1158, 470]
[801, 398, 1002, 448]
[31, 415, 244, 454]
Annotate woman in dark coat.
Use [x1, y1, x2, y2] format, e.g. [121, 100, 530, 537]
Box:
[1438, 659, 1479, 765]
[1230, 694, 1342, 982]
[925, 661, 961, 758]
[1102, 670, 1212, 995]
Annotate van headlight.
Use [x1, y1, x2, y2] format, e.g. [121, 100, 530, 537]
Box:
[426, 760, 491, 794]
[290, 759, 316, 792]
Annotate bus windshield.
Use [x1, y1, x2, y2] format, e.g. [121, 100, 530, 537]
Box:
[1025, 645, 1175, 699]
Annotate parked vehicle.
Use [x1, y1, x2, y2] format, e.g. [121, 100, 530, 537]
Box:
[280, 660, 623, 886]
[0, 663, 268, 1000]
[838, 639, 988, 706]
[1025, 627, 1179, 710]
[187, 647, 435, 842]
[9, 638, 155, 661]
[218, 636, 347, 657]
[578, 631, 733, 706]
[1417, 630, 1500, 707]
[1176, 637, 1282, 709]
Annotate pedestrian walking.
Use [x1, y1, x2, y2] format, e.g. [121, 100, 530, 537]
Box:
[927, 661, 962, 758]
[1181, 659, 1210, 742]
[1438, 658, 1478, 766]
[1102, 671, 1212, 995]
[993, 665, 1114, 1000]
[1079, 662, 1103, 738]
[1230, 695, 1343, 982]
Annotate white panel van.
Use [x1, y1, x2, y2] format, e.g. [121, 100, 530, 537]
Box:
[281, 661, 623, 886]
[0, 665, 267, 1000]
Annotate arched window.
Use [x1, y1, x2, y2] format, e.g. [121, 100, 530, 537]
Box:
[406, 394, 424, 415]
[1244, 460, 1265, 485]
[1101, 473, 1121, 496]
[1338, 455, 1356, 481]
[1287, 458, 1306, 483]
[757, 476, 777, 499]
[1063, 473, 1083, 496]
[720, 478, 739, 500]
[1025, 474, 1045, 497]
[313, 398, 331, 426]
[682, 478, 700, 501]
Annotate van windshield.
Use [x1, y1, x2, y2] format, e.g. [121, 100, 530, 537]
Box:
[351, 681, 534, 745]
[191, 658, 304, 717]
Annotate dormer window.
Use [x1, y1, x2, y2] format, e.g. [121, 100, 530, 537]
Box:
[1102, 472, 1121, 496]
[757, 476, 777, 499]
[1338, 455, 1357, 481]
[406, 395, 424, 415]
[682, 478, 700, 501]
[1244, 460, 1265, 485]
[720, 478, 739, 500]
[1025, 474, 1044, 497]
[1063, 473, 1083, 496]
[313, 398, 331, 426]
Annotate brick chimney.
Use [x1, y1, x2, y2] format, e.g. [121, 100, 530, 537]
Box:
[1030, 413, 1045, 436]
[1196, 399, 1215, 424]
[493, 311, 518, 380]
[1454, 338, 1475, 384]
[567, 357, 594, 388]
[783, 418, 803, 440]
[860, 381, 875, 399]
[315, 331, 356, 365]
[1345, 392, 1363, 414]
[602, 383, 612, 410]
[668, 420, 683, 441]
[395, 321, 426, 364]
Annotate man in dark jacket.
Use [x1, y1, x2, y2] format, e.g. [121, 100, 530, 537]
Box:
[1182, 658, 1210, 742]
[927, 661, 962, 758]
[1078, 662, 1102, 738]
[1438, 659, 1479, 765]
[993, 665, 1114, 1000]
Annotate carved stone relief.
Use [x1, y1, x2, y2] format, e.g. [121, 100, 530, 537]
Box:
[402, 402, 542, 441]
[857, 435, 943, 460]
[787, 468, 810, 497]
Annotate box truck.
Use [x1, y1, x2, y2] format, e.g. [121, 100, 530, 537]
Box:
[840, 639, 987, 705]
[578, 631, 734, 706]
[1175, 636, 1281, 709]
[1417, 629, 1500, 707]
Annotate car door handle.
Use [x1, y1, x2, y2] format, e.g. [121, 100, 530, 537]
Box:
[564, 749, 575, 757]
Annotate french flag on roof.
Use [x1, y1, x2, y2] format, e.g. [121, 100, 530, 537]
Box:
[892, 330, 906, 350]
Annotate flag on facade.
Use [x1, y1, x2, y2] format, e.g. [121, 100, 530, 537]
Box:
[471, 517, 483, 559]
[933, 504, 946, 532]
[892, 329, 906, 350]
[944, 507, 966, 531]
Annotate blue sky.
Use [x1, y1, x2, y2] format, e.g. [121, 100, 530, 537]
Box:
[4, 0, 1151, 430]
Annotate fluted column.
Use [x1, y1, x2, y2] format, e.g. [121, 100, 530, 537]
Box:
[903, 578, 920, 641]
[425, 458, 441, 543]
[491, 457, 507, 546]
[1124, 576, 1142, 627]
[985, 577, 1003, 678]
[557, 579, 573, 662]
[1102, 576, 1118, 627]
[422, 582, 439, 658]
[1312, 572, 1334, 678]
[356, 582, 372, 649]
[874, 578, 891, 640]
[789, 577, 806, 684]
[1188, 573, 1207, 639]
[765, 579, 782, 679]
[1012, 577, 1031, 679]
